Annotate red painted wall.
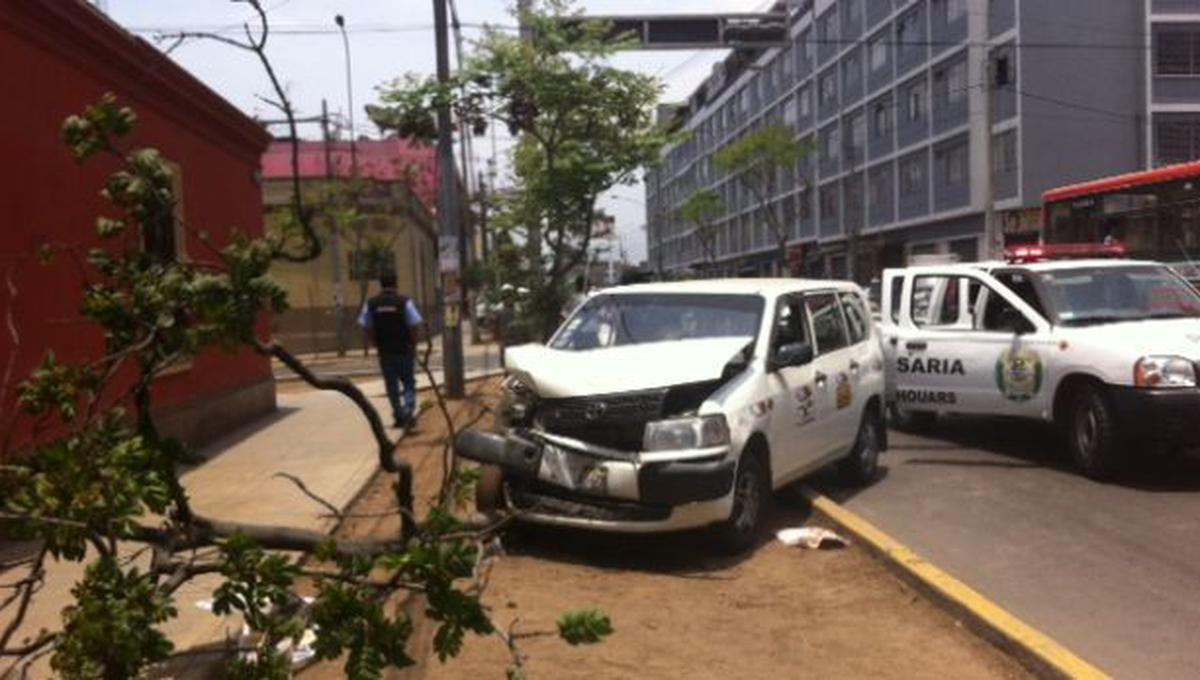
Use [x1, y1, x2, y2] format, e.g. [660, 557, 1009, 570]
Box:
[0, 3, 273, 450]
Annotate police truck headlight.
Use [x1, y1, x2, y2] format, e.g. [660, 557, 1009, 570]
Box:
[643, 415, 730, 452]
[1134, 356, 1198, 388]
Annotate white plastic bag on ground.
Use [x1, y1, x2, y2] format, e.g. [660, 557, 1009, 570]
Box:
[776, 527, 849, 550]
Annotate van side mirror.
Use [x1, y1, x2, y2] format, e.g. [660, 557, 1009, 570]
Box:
[997, 307, 1035, 335]
[770, 341, 814, 371]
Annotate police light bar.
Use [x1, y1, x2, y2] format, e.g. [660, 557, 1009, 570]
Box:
[1004, 241, 1129, 263]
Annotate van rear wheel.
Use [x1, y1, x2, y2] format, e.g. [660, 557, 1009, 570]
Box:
[839, 408, 881, 486]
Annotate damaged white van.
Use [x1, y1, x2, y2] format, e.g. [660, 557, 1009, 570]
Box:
[455, 279, 887, 552]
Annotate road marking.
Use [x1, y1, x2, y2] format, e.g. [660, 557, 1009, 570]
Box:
[799, 486, 1110, 680]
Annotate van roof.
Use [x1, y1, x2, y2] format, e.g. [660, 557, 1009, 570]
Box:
[598, 278, 862, 297]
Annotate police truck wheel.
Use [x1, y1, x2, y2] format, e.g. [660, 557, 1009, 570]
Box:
[888, 404, 935, 433]
[713, 452, 770, 554]
[1065, 385, 1124, 480]
[474, 464, 505, 514]
[839, 408, 881, 486]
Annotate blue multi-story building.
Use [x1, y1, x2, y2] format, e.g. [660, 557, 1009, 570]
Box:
[646, 0, 1200, 280]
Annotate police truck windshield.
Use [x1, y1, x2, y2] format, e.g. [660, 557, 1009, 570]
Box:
[1036, 265, 1200, 326]
[550, 293, 763, 350]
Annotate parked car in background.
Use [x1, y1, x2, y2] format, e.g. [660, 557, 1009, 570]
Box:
[881, 244, 1200, 479]
[455, 279, 886, 552]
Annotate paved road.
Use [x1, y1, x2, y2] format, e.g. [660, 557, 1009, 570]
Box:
[815, 416, 1200, 680]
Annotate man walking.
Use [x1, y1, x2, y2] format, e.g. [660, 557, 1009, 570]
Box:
[358, 273, 424, 428]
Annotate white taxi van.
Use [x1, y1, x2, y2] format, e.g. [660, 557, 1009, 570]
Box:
[881, 243, 1200, 478]
[455, 279, 886, 552]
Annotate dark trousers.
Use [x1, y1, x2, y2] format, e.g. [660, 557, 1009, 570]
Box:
[379, 351, 416, 423]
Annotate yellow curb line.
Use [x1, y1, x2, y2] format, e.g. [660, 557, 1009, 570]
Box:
[799, 486, 1110, 680]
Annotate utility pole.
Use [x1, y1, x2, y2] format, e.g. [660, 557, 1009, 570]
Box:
[981, 13, 999, 260]
[322, 100, 346, 356]
[477, 170, 490, 262]
[335, 15, 359, 176]
[434, 0, 466, 398]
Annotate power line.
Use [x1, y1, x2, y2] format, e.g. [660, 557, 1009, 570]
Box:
[127, 22, 517, 37]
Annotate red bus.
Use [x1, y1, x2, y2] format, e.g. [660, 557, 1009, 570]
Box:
[1041, 161, 1200, 270]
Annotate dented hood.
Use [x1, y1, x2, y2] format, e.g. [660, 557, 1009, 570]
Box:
[504, 336, 753, 398]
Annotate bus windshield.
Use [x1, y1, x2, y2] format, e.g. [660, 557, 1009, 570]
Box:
[550, 293, 763, 350]
[1036, 265, 1200, 326]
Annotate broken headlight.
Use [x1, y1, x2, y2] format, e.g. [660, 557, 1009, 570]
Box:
[499, 376, 536, 426]
[642, 414, 730, 452]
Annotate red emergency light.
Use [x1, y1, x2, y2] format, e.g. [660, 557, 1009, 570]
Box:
[1004, 241, 1129, 264]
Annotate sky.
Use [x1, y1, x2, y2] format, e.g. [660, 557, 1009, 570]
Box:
[103, 0, 768, 264]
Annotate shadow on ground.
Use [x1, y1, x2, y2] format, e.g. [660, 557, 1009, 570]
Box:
[501, 489, 822, 576]
[189, 405, 301, 464]
[887, 415, 1200, 493]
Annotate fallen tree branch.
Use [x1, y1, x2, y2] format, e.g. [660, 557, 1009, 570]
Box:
[274, 472, 342, 520]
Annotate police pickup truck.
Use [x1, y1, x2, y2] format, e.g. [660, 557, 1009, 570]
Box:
[455, 279, 886, 552]
[881, 244, 1200, 478]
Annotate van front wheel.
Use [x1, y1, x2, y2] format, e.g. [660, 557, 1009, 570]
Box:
[712, 452, 769, 554]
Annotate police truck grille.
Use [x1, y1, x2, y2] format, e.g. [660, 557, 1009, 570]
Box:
[535, 389, 667, 451]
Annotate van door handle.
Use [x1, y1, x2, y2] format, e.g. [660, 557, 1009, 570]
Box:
[905, 341, 927, 350]
[814, 371, 827, 386]
[849, 360, 860, 374]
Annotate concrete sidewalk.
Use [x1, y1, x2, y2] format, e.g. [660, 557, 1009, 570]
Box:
[3, 362, 504, 673]
[273, 339, 503, 384]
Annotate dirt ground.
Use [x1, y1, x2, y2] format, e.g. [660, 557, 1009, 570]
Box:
[313, 377, 1029, 680]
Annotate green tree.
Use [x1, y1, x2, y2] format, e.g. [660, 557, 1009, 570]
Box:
[369, 0, 673, 339]
[713, 123, 810, 275]
[678, 188, 724, 272]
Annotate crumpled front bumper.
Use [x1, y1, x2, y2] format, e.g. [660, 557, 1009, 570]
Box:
[454, 428, 735, 529]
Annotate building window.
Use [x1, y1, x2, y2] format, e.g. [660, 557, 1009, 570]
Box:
[1155, 114, 1200, 166]
[904, 78, 926, 122]
[872, 96, 893, 139]
[820, 72, 837, 107]
[820, 10, 839, 44]
[822, 126, 842, 163]
[820, 186, 838, 221]
[846, 111, 866, 161]
[869, 33, 888, 72]
[899, 154, 925, 196]
[869, 166, 890, 208]
[933, 0, 966, 24]
[799, 86, 812, 117]
[897, 9, 920, 47]
[798, 189, 812, 221]
[1155, 28, 1200, 75]
[145, 159, 186, 263]
[934, 58, 968, 107]
[938, 140, 968, 186]
[992, 130, 1017, 174]
[843, 50, 861, 90]
[843, 0, 862, 27]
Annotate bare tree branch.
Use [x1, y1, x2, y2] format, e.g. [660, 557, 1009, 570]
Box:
[274, 472, 342, 520]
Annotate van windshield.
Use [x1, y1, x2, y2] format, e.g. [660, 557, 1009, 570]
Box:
[1036, 265, 1200, 326]
[550, 293, 764, 350]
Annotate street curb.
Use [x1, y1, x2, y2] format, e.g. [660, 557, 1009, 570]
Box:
[798, 486, 1110, 680]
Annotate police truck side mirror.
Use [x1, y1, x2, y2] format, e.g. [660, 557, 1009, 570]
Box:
[997, 307, 1034, 335]
[770, 341, 814, 371]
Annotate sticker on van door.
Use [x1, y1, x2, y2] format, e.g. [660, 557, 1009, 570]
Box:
[995, 349, 1043, 402]
[835, 373, 852, 409]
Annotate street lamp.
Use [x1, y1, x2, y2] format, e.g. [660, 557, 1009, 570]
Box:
[334, 14, 358, 176]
